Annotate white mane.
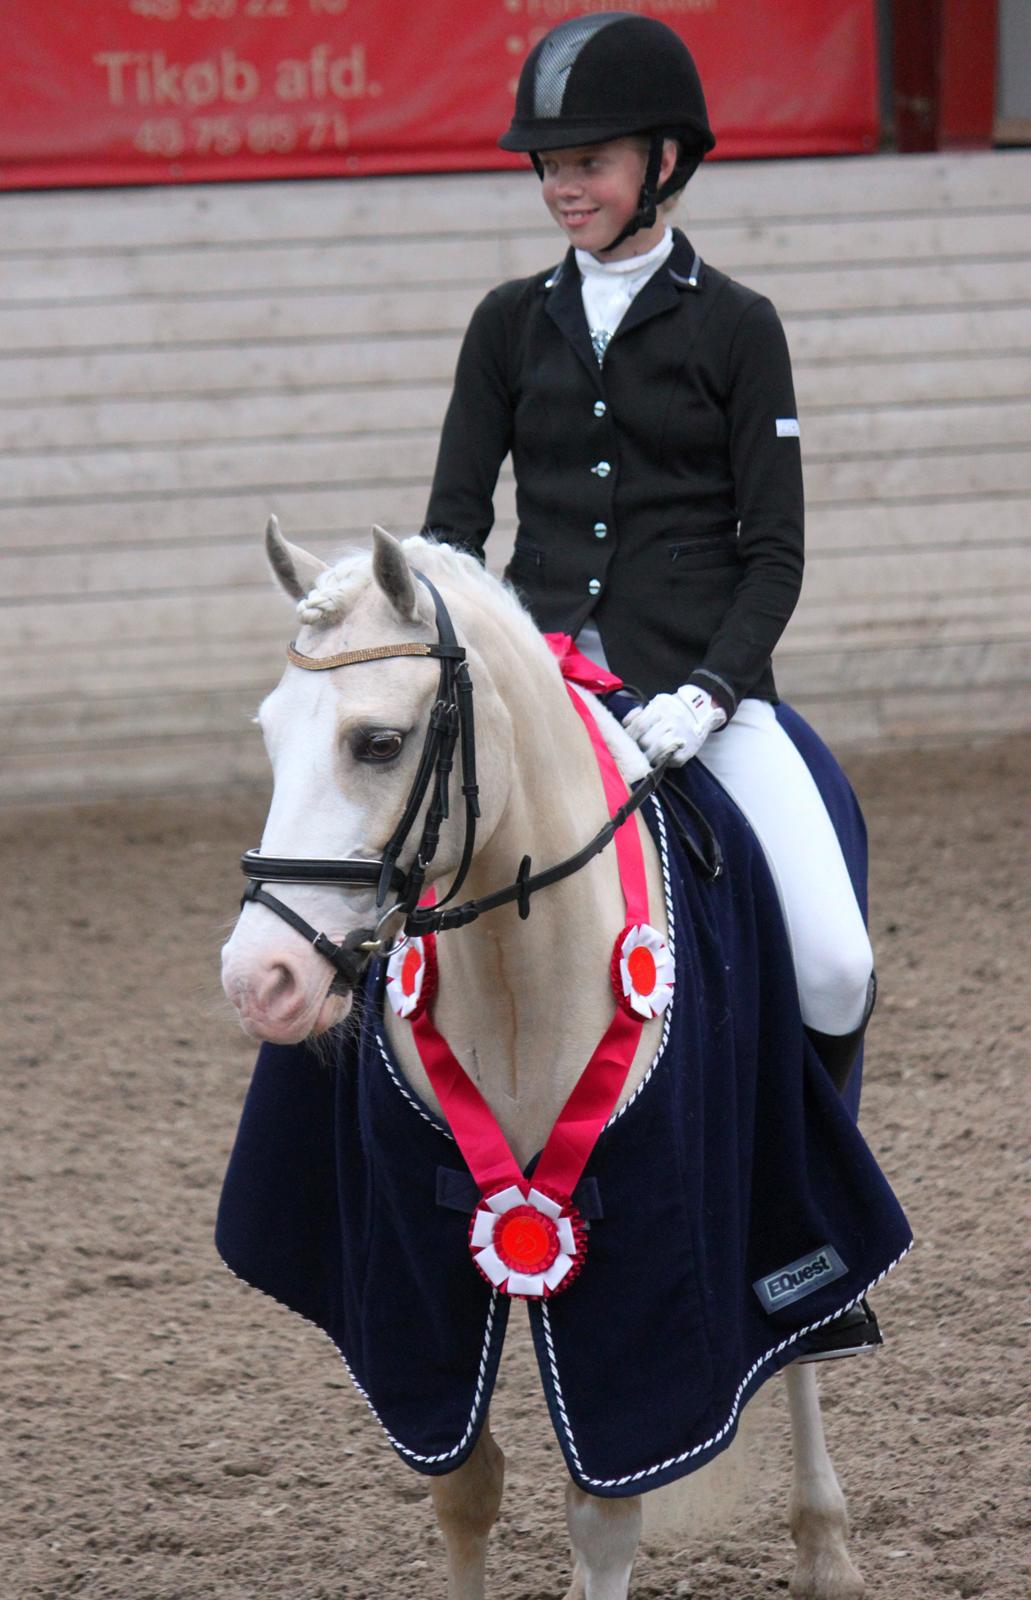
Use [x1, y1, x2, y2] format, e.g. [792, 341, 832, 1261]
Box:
[296, 536, 544, 655]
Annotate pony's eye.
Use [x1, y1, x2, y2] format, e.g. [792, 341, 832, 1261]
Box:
[357, 729, 405, 763]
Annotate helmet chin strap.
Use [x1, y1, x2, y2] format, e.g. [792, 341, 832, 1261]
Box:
[533, 133, 701, 259]
[597, 130, 664, 255]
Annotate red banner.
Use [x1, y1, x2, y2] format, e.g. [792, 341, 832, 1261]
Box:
[1, 1, 879, 191]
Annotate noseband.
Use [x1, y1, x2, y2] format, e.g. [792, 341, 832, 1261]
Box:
[240, 572, 721, 993]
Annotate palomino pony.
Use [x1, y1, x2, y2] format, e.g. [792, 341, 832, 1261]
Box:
[219, 522, 909, 1600]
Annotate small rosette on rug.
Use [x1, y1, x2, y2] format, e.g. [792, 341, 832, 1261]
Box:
[385, 934, 437, 1020]
[612, 922, 675, 1019]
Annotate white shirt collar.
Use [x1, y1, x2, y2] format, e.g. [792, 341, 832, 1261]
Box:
[576, 229, 675, 362]
[575, 227, 674, 282]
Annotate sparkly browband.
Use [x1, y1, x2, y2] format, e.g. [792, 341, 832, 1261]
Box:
[287, 641, 437, 671]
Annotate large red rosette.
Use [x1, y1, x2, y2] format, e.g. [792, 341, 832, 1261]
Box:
[468, 1183, 587, 1299]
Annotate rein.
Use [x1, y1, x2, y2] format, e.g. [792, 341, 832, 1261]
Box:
[407, 754, 666, 935]
[239, 575, 721, 988]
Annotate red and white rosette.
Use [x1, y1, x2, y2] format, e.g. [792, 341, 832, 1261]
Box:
[469, 1184, 587, 1299]
[385, 934, 437, 1021]
[612, 922, 675, 1020]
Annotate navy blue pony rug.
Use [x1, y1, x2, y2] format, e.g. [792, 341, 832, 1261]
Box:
[216, 704, 912, 1497]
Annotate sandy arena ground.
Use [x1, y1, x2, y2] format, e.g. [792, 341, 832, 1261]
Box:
[2, 736, 1028, 1599]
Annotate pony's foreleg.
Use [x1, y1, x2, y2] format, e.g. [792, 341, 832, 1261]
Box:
[429, 1421, 505, 1600]
[785, 1363, 865, 1600]
[562, 1481, 642, 1600]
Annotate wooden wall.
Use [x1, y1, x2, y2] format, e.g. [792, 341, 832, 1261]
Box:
[2, 150, 1029, 802]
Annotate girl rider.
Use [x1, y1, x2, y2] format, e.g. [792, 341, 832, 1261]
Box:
[423, 13, 880, 1358]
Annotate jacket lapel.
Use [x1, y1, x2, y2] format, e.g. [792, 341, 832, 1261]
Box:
[543, 253, 605, 386]
[613, 230, 705, 344]
[543, 232, 713, 374]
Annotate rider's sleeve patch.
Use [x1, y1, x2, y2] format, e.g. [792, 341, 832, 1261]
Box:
[753, 1244, 847, 1312]
[776, 417, 801, 437]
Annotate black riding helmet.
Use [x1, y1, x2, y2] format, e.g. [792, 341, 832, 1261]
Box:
[499, 12, 716, 252]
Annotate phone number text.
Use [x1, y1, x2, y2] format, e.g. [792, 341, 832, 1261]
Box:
[133, 110, 350, 155]
[129, 0, 348, 18]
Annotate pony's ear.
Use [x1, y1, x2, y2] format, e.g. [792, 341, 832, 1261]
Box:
[265, 514, 328, 601]
[372, 525, 429, 624]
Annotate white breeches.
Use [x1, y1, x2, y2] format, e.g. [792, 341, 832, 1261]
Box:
[696, 699, 874, 1035]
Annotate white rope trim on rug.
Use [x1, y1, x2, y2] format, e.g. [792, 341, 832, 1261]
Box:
[539, 1241, 915, 1490]
[375, 1026, 455, 1141]
[606, 797, 675, 1128]
[218, 1257, 498, 1467]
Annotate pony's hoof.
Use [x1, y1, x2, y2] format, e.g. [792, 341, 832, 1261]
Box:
[789, 1544, 865, 1600]
[561, 1562, 587, 1600]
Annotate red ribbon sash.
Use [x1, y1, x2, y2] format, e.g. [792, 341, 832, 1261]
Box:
[543, 631, 625, 695]
[407, 680, 649, 1206]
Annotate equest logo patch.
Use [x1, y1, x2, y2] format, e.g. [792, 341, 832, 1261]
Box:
[753, 1245, 847, 1313]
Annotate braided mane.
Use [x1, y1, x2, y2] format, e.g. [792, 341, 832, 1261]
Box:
[296, 536, 546, 659]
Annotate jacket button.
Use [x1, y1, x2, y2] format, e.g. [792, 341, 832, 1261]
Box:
[592, 460, 611, 477]
[593, 401, 607, 418]
[588, 578, 602, 596]
[593, 521, 607, 539]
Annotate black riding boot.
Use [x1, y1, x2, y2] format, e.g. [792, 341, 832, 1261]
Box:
[793, 1296, 883, 1362]
[794, 975, 883, 1362]
[804, 972, 877, 1094]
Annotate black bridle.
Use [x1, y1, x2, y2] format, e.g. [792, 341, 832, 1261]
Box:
[240, 573, 721, 992]
[241, 571, 480, 990]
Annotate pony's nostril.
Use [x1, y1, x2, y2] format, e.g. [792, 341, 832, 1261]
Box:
[257, 961, 298, 1016]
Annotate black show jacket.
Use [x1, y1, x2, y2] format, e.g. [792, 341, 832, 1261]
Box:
[423, 229, 804, 715]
